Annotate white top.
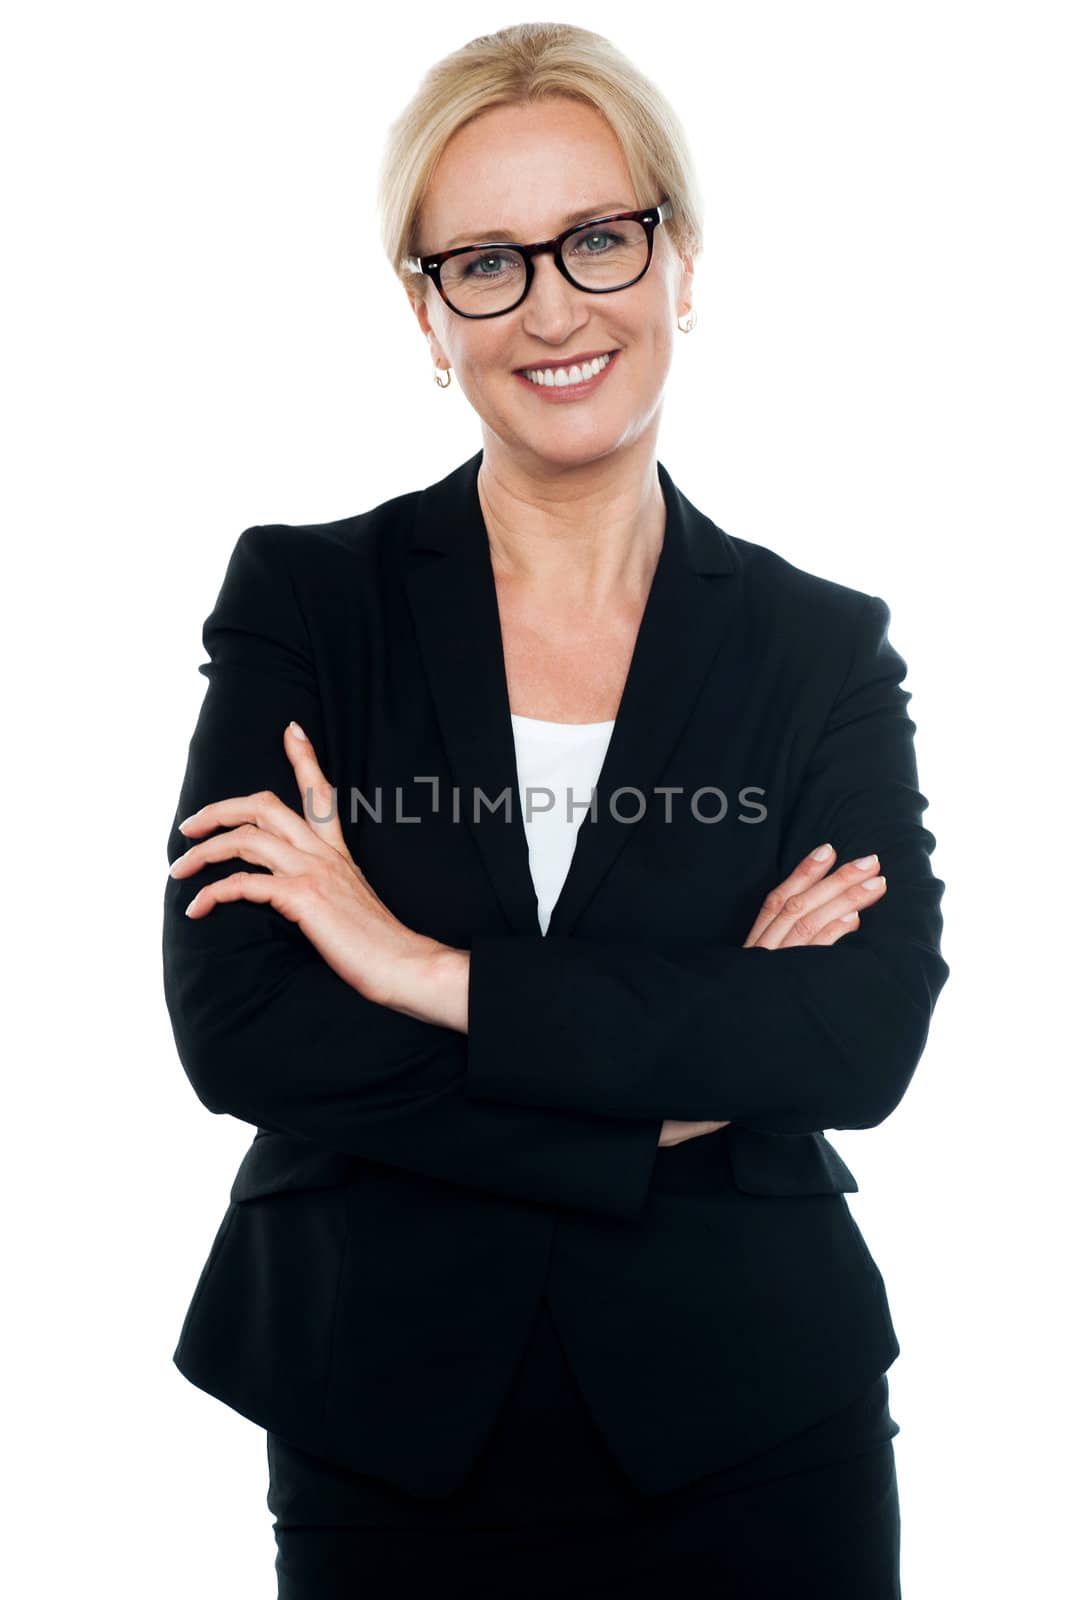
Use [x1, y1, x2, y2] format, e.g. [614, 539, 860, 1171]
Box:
[510, 713, 616, 936]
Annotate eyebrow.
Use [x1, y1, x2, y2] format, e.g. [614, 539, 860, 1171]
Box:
[439, 201, 636, 252]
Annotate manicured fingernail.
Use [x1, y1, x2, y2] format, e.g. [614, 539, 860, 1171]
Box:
[811, 843, 832, 860]
[184, 893, 199, 917]
[178, 815, 195, 833]
[862, 876, 885, 891]
[289, 721, 307, 740]
[854, 854, 878, 869]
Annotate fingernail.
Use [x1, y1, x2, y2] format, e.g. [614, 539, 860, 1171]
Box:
[289, 721, 307, 740]
[854, 854, 878, 869]
[811, 843, 832, 860]
[862, 875, 885, 891]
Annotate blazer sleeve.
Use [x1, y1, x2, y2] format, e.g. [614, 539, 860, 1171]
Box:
[162, 525, 662, 1221]
[464, 595, 950, 1135]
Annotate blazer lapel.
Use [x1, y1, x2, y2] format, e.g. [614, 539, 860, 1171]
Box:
[404, 453, 540, 935]
[403, 449, 739, 939]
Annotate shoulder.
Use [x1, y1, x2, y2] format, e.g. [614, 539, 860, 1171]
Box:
[218, 482, 426, 644]
[729, 528, 884, 633]
[203, 483, 425, 662]
[724, 537, 911, 731]
[235, 479, 423, 584]
[674, 489, 900, 707]
[670, 466, 886, 648]
[702, 519, 891, 679]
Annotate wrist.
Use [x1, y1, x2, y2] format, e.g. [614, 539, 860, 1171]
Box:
[424, 944, 471, 1033]
[385, 939, 470, 1033]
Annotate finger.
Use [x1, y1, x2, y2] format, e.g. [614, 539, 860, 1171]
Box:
[170, 821, 309, 883]
[184, 867, 307, 922]
[743, 843, 837, 947]
[763, 868, 887, 951]
[178, 788, 324, 855]
[806, 910, 862, 947]
[775, 876, 886, 949]
[284, 721, 352, 858]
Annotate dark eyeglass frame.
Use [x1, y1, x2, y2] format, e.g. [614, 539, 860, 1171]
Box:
[406, 199, 674, 319]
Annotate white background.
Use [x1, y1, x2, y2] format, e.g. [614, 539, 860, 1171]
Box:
[4, 2, 1060, 1595]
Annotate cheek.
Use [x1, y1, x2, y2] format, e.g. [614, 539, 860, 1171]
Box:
[625, 281, 675, 352]
[629, 317, 675, 372]
[463, 341, 512, 389]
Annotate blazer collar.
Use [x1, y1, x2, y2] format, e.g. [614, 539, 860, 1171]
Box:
[404, 448, 740, 939]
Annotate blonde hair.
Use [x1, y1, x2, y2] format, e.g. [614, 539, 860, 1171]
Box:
[376, 21, 704, 308]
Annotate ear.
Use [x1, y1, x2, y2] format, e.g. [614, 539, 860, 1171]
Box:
[408, 288, 448, 369]
[677, 249, 696, 321]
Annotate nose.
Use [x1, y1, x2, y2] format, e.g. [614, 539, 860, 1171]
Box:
[519, 253, 590, 337]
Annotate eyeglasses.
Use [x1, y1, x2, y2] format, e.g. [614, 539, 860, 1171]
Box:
[406, 200, 674, 319]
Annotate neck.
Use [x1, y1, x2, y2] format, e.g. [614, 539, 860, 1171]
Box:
[477, 437, 666, 611]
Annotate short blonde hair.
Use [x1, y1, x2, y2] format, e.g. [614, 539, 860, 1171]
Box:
[377, 21, 704, 308]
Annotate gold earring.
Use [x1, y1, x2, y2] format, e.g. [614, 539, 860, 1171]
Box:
[434, 364, 452, 388]
[677, 308, 697, 333]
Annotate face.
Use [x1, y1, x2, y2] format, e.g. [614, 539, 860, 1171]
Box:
[409, 98, 694, 471]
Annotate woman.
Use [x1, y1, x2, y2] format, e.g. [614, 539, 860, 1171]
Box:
[163, 22, 949, 1599]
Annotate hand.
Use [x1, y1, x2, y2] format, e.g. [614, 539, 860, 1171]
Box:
[170, 720, 441, 1006]
[657, 843, 887, 1149]
[742, 842, 886, 949]
[659, 1117, 731, 1148]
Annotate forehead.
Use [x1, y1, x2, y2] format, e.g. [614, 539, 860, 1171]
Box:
[422, 100, 636, 244]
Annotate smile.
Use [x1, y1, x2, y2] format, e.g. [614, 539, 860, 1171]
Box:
[514, 350, 618, 400]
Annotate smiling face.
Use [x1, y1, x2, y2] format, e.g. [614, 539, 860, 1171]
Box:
[409, 98, 694, 472]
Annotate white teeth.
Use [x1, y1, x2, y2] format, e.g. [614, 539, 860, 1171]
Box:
[520, 351, 614, 387]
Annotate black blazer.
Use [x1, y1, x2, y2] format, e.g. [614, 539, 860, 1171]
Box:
[163, 448, 949, 1499]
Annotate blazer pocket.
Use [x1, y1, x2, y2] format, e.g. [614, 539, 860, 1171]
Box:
[229, 1129, 366, 1204]
[725, 1126, 859, 1196]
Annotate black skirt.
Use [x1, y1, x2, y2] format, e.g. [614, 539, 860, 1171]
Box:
[266, 1294, 902, 1598]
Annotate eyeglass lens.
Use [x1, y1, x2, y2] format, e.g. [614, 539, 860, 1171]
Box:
[439, 219, 651, 315]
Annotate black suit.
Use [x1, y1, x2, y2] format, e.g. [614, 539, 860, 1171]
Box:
[162, 448, 948, 1500]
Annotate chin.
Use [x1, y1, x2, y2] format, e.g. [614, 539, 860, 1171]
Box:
[490, 389, 630, 456]
[522, 432, 629, 470]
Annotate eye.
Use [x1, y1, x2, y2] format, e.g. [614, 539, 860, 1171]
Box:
[460, 249, 524, 280]
[465, 254, 502, 279]
[569, 228, 623, 256]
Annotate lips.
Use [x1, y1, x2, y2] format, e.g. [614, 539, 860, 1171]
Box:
[512, 348, 619, 374]
[512, 349, 620, 401]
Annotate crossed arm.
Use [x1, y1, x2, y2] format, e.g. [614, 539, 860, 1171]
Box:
[164, 525, 948, 1220]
